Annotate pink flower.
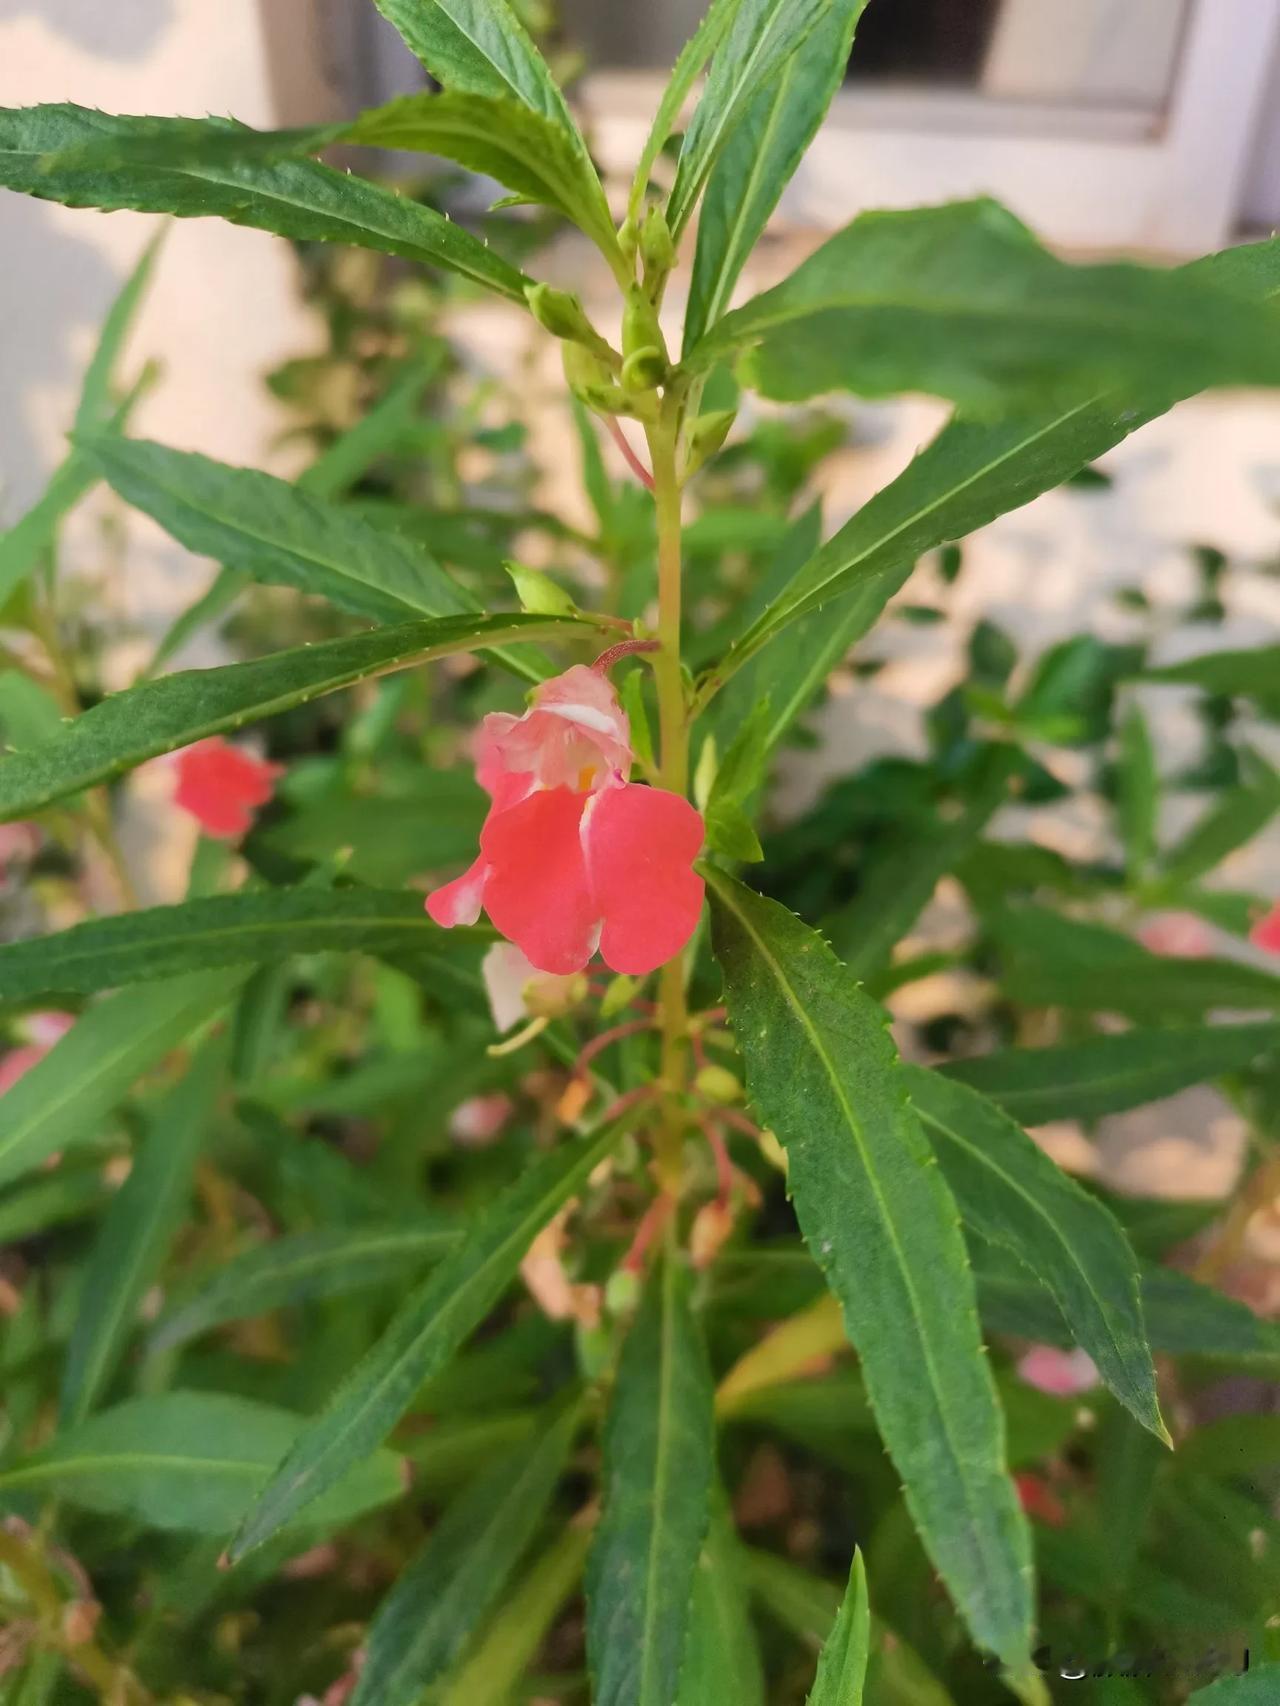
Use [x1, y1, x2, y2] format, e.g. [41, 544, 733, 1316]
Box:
[449, 1092, 516, 1148]
[0, 821, 40, 885]
[1138, 912, 1213, 959]
[0, 1010, 74, 1095]
[1014, 1472, 1066, 1528]
[173, 739, 284, 839]
[482, 942, 585, 1031]
[427, 665, 703, 977]
[1249, 902, 1280, 955]
[1017, 1344, 1100, 1398]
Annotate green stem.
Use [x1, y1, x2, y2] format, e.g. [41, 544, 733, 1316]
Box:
[648, 408, 690, 1192]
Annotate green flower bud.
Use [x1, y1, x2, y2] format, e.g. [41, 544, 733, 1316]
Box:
[503, 560, 578, 617]
[695, 1063, 743, 1104]
[618, 214, 640, 263]
[686, 407, 737, 476]
[525, 281, 601, 349]
[605, 1267, 641, 1319]
[621, 345, 667, 392]
[622, 283, 668, 364]
[639, 204, 675, 280]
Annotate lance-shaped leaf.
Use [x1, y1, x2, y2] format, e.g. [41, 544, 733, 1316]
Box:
[1117, 703, 1158, 880]
[1159, 757, 1280, 889]
[687, 199, 1280, 409]
[677, 1505, 766, 1706]
[350, 1405, 580, 1706]
[629, 0, 744, 218]
[942, 1022, 1280, 1125]
[0, 104, 528, 300]
[586, 1253, 716, 1706]
[149, 1224, 459, 1355]
[667, 0, 832, 237]
[903, 1066, 1165, 1440]
[695, 236, 1280, 736]
[81, 436, 472, 627]
[228, 1116, 622, 1561]
[0, 612, 588, 823]
[684, 1, 869, 351]
[706, 869, 1033, 1666]
[0, 889, 493, 999]
[60, 1038, 227, 1426]
[807, 1551, 870, 1706]
[1143, 645, 1280, 710]
[0, 1392, 403, 1536]
[0, 968, 246, 1189]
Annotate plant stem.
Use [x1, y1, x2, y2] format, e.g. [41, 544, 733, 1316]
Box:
[648, 407, 690, 1193]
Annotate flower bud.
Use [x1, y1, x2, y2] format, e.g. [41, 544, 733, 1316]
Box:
[525, 281, 602, 349]
[605, 1266, 641, 1318]
[622, 284, 668, 364]
[621, 346, 667, 392]
[695, 1063, 742, 1104]
[690, 1199, 734, 1269]
[600, 973, 638, 1019]
[562, 343, 641, 417]
[686, 408, 737, 476]
[504, 560, 578, 617]
[639, 204, 675, 280]
[618, 214, 640, 263]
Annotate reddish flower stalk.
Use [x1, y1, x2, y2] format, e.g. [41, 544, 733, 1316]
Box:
[620, 1191, 673, 1274]
[603, 416, 655, 490]
[571, 1017, 656, 1086]
[699, 1115, 734, 1209]
[715, 1106, 766, 1142]
[592, 638, 659, 674]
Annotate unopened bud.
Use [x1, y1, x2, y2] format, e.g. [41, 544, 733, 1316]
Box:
[504, 560, 577, 617]
[622, 284, 668, 364]
[686, 407, 736, 476]
[562, 343, 641, 417]
[695, 1063, 742, 1104]
[524, 969, 589, 1019]
[639, 204, 675, 279]
[621, 346, 667, 392]
[600, 973, 638, 1019]
[618, 214, 640, 263]
[526, 281, 601, 349]
[690, 1199, 735, 1269]
[605, 1266, 641, 1318]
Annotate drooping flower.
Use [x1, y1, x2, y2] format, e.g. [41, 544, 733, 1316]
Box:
[0, 1010, 74, 1095]
[1138, 911, 1213, 959]
[173, 738, 284, 839]
[1017, 1344, 1100, 1398]
[1249, 901, 1280, 955]
[427, 665, 704, 976]
[482, 942, 586, 1032]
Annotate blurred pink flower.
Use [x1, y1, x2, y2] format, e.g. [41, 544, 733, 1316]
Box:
[427, 665, 703, 976]
[173, 738, 283, 839]
[448, 1092, 516, 1148]
[481, 942, 584, 1032]
[1249, 901, 1280, 955]
[1017, 1344, 1100, 1397]
[0, 821, 40, 884]
[0, 1010, 74, 1094]
[1138, 912, 1213, 958]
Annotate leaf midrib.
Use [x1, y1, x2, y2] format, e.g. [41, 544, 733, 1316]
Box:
[712, 877, 1012, 1612]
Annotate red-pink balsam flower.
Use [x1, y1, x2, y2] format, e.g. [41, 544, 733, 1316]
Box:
[0, 1011, 74, 1095]
[173, 738, 284, 839]
[1250, 901, 1280, 956]
[427, 664, 704, 976]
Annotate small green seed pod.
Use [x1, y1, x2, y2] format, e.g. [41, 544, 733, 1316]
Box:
[639, 204, 675, 280]
[686, 407, 737, 476]
[695, 1063, 743, 1105]
[621, 283, 668, 364]
[621, 345, 667, 392]
[525, 281, 601, 349]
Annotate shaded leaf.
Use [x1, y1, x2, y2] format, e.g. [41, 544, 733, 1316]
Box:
[807, 1551, 870, 1706]
[586, 1254, 716, 1706]
[677, 1505, 766, 1706]
[706, 870, 1032, 1665]
[228, 1116, 622, 1560]
[904, 1066, 1165, 1439]
[1144, 647, 1280, 710]
[0, 1392, 403, 1536]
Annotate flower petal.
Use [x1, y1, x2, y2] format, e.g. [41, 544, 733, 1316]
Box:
[488, 664, 632, 791]
[426, 855, 489, 928]
[173, 739, 283, 839]
[480, 787, 600, 974]
[1249, 901, 1280, 956]
[584, 784, 704, 976]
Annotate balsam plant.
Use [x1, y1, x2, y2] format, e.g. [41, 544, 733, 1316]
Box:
[2, 2, 1280, 1702]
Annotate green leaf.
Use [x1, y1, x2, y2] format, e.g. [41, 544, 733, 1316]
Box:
[0, 104, 528, 301]
[0, 1168, 111, 1244]
[59, 1038, 227, 1427]
[688, 200, 1280, 410]
[904, 1066, 1165, 1440]
[1159, 759, 1280, 888]
[0, 672, 65, 751]
[1117, 703, 1158, 879]
[1143, 646, 1280, 710]
[228, 1115, 622, 1561]
[942, 1022, 1280, 1124]
[0, 969, 245, 1189]
[695, 237, 1280, 734]
[81, 435, 473, 628]
[1188, 1666, 1280, 1702]
[148, 1224, 458, 1355]
[372, 0, 583, 141]
[0, 1392, 403, 1536]
[438, 1520, 592, 1706]
[706, 870, 1033, 1665]
[629, 0, 744, 219]
[677, 1505, 766, 1706]
[987, 905, 1280, 1020]
[74, 228, 164, 433]
[586, 1253, 716, 1706]
[806, 1551, 870, 1706]
[684, 0, 869, 351]
[827, 747, 1018, 977]
[667, 0, 833, 238]
[0, 612, 586, 822]
[350, 1406, 580, 1706]
[0, 888, 492, 999]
